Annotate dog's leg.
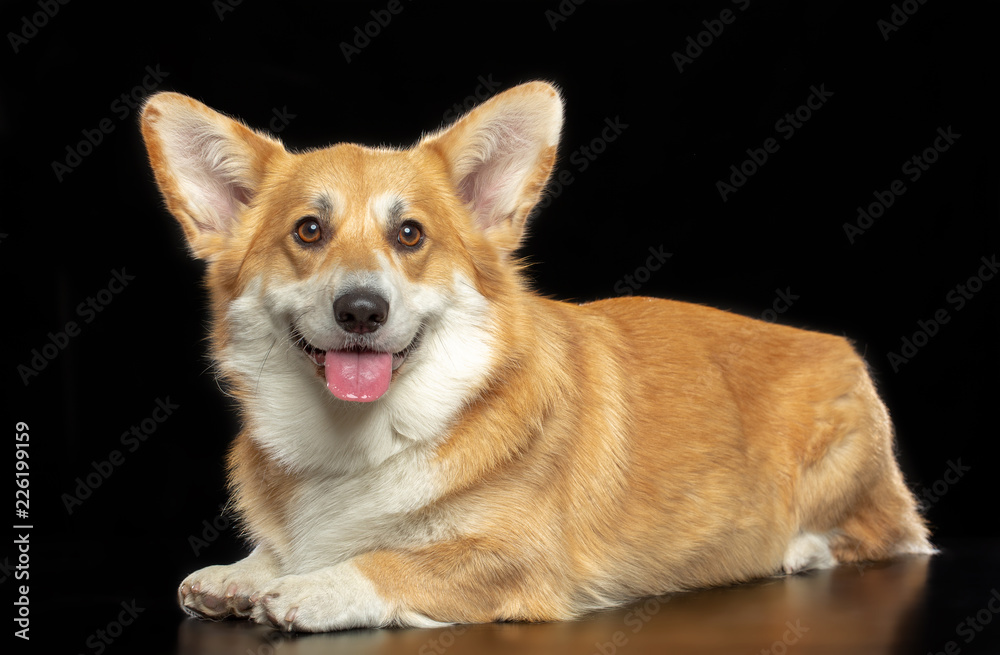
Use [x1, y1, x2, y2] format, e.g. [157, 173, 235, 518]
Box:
[826, 470, 937, 563]
[251, 540, 578, 631]
[362, 548, 573, 625]
[794, 363, 934, 565]
[249, 558, 451, 631]
[782, 531, 836, 574]
[179, 545, 281, 620]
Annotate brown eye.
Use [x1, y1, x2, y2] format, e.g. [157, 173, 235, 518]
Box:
[397, 222, 423, 248]
[295, 217, 322, 244]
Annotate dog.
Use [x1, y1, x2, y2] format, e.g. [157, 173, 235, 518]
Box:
[140, 81, 933, 632]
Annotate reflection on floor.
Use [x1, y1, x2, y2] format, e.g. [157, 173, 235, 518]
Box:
[176, 553, 941, 655]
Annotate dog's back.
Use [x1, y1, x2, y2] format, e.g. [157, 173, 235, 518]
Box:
[343, 295, 932, 619]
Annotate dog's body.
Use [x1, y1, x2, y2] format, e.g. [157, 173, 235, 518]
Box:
[141, 82, 932, 632]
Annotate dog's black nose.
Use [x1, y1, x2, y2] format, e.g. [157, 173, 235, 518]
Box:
[334, 290, 389, 334]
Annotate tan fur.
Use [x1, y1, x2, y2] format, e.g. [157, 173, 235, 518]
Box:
[142, 82, 932, 631]
[357, 298, 930, 620]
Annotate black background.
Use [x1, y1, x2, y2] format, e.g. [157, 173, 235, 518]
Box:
[2, 1, 998, 653]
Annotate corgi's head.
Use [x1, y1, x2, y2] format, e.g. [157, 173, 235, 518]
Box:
[141, 83, 562, 442]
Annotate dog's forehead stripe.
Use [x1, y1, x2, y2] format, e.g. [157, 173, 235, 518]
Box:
[304, 191, 403, 229]
[370, 193, 406, 228]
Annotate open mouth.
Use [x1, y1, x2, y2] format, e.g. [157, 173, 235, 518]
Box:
[291, 328, 422, 403]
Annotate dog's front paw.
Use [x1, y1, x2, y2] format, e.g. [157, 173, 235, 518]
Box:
[178, 548, 280, 620]
[179, 564, 259, 619]
[249, 563, 393, 632]
[250, 573, 345, 632]
[250, 574, 303, 631]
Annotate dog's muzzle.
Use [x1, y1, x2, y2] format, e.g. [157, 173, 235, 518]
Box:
[292, 289, 421, 403]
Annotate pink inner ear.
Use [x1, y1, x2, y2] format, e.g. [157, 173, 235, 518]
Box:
[196, 176, 249, 236]
[231, 184, 253, 206]
[456, 115, 538, 232]
[170, 121, 256, 237]
[458, 169, 504, 231]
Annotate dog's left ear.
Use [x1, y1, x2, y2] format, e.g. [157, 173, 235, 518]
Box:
[140, 92, 285, 260]
[421, 81, 563, 252]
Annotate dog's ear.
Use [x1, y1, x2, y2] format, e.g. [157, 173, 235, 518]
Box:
[421, 81, 563, 253]
[140, 92, 284, 259]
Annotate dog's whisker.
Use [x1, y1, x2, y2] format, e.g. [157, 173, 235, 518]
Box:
[255, 337, 277, 394]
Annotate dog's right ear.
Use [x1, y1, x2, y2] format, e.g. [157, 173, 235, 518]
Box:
[140, 93, 284, 259]
[419, 81, 563, 254]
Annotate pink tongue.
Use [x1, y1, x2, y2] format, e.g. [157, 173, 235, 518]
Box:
[324, 350, 392, 402]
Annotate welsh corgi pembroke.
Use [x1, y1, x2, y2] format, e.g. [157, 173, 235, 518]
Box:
[141, 82, 933, 632]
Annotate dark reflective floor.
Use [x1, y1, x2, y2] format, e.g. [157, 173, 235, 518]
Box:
[155, 540, 999, 655]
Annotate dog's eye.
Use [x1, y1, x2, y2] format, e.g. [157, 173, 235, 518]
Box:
[397, 222, 423, 248]
[295, 217, 323, 244]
